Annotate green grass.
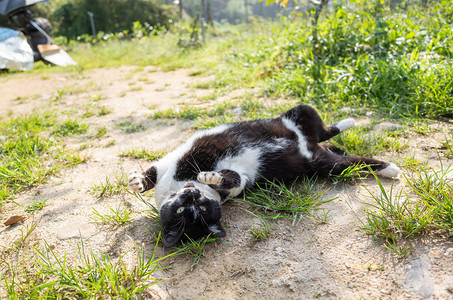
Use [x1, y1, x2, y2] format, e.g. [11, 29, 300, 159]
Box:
[250, 216, 271, 241]
[93, 126, 107, 138]
[238, 177, 335, 220]
[54, 118, 88, 136]
[91, 205, 133, 226]
[361, 163, 453, 257]
[404, 162, 453, 234]
[90, 172, 128, 199]
[1, 238, 174, 299]
[360, 174, 432, 256]
[440, 130, 453, 158]
[0, 113, 88, 208]
[332, 126, 406, 157]
[174, 235, 217, 270]
[129, 191, 161, 226]
[98, 106, 112, 116]
[24, 197, 48, 213]
[329, 163, 369, 184]
[119, 148, 167, 161]
[116, 120, 146, 133]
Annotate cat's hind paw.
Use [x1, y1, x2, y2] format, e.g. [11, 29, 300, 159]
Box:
[376, 163, 400, 179]
[335, 118, 355, 132]
[128, 170, 146, 192]
[197, 172, 223, 185]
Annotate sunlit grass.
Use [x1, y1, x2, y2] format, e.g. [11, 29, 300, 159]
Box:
[0, 113, 88, 208]
[1, 238, 175, 298]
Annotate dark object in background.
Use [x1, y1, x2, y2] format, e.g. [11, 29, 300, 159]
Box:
[1, 0, 75, 66]
[0, 0, 49, 15]
[7, 12, 53, 61]
[1, 0, 52, 62]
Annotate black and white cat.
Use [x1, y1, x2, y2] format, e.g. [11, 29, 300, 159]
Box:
[128, 105, 400, 247]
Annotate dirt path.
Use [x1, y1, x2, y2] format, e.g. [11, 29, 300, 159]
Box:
[1, 66, 452, 299]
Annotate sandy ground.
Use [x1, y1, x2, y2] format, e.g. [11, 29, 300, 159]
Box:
[0, 65, 453, 299]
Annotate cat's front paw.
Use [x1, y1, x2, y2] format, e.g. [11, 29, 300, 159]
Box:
[128, 170, 146, 192]
[197, 172, 223, 185]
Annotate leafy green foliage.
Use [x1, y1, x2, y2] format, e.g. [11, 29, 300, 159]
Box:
[51, 0, 176, 39]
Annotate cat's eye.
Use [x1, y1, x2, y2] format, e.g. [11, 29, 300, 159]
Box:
[199, 205, 207, 212]
[176, 207, 185, 214]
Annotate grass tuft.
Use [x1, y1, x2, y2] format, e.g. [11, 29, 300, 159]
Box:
[238, 177, 335, 220]
[174, 235, 217, 270]
[250, 216, 271, 241]
[91, 205, 133, 226]
[1, 237, 174, 298]
[119, 148, 167, 161]
[90, 172, 128, 199]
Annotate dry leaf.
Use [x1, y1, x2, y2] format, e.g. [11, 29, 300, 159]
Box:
[3, 215, 26, 226]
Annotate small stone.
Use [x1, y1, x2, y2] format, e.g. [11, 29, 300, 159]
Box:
[380, 289, 390, 295]
[444, 248, 453, 256]
[374, 122, 402, 132]
[53, 216, 64, 222]
[57, 223, 97, 240]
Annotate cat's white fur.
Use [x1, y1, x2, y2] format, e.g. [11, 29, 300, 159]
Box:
[129, 116, 400, 210]
[281, 118, 313, 160]
[375, 163, 400, 179]
[336, 118, 355, 132]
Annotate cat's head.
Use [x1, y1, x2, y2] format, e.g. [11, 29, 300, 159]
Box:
[160, 182, 226, 247]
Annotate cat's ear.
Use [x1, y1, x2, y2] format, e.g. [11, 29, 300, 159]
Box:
[209, 221, 226, 237]
[162, 226, 184, 248]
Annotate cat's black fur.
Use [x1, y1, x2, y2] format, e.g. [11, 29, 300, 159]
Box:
[128, 105, 400, 247]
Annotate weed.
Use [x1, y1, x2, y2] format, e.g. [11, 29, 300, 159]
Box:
[397, 153, 427, 171]
[116, 120, 146, 133]
[250, 216, 271, 241]
[119, 148, 167, 161]
[405, 162, 453, 234]
[54, 118, 88, 136]
[175, 234, 217, 270]
[0, 113, 85, 207]
[91, 205, 133, 226]
[24, 197, 48, 213]
[98, 106, 112, 116]
[360, 171, 432, 257]
[440, 130, 453, 158]
[90, 172, 127, 199]
[129, 86, 144, 92]
[2, 237, 174, 298]
[238, 177, 335, 220]
[14, 221, 38, 250]
[90, 94, 103, 102]
[189, 70, 204, 76]
[151, 106, 205, 121]
[329, 163, 368, 184]
[129, 191, 161, 225]
[93, 126, 107, 138]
